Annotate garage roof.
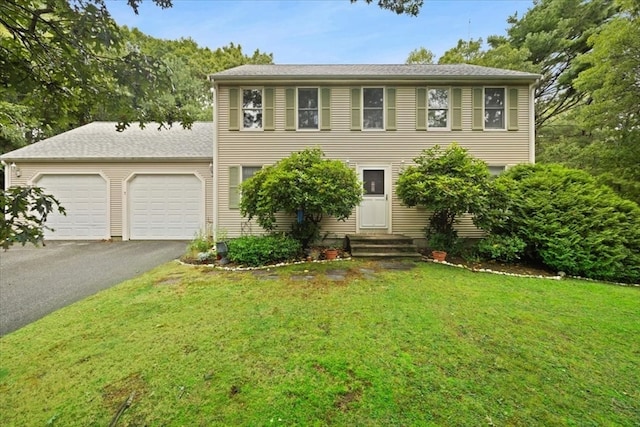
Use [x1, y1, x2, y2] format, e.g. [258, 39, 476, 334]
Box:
[1, 122, 213, 162]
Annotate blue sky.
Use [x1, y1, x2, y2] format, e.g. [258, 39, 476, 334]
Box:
[106, 0, 533, 63]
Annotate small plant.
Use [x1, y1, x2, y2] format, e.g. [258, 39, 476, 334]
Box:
[227, 234, 302, 267]
[477, 234, 526, 263]
[188, 230, 214, 253]
[426, 229, 461, 254]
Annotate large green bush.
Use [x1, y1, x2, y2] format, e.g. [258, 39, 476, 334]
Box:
[227, 235, 302, 267]
[240, 148, 362, 249]
[396, 144, 492, 253]
[476, 164, 640, 283]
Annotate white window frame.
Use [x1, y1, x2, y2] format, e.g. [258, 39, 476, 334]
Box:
[427, 87, 450, 131]
[362, 87, 385, 131]
[297, 87, 319, 131]
[241, 88, 263, 131]
[484, 87, 506, 131]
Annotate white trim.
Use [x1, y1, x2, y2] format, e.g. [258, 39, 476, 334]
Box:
[2, 161, 10, 189]
[240, 87, 264, 131]
[356, 164, 392, 232]
[529, 83, 536, 163]
[122, 171, 206, 241]
[483, 86, 507, 131]
[30, 172, 111, 240]
[296, 87, 320, 131]
[361, 86, 385, 131]
[212, 81, 219, 231]
[426, 86, 451, 131]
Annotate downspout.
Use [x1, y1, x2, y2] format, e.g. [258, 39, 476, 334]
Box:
[529, 82, 536, 164]
[211, 80, 219, 232]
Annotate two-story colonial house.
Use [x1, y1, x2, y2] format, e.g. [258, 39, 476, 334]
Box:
[209, 64, 540, 241]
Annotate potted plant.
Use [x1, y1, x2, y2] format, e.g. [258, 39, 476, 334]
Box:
[427, 230, 458, 262]
[324, 247, 339, 260]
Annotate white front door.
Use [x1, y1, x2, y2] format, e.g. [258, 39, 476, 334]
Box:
[359, 166, 390, 230]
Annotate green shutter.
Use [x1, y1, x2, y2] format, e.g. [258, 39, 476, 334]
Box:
[416, 88, 427, 131]
[472, 87, 484, 130]
[508, 88, 519, 131]
[285, 88, 295, 130]
[452, 88, 462, 131]
[386, 87, 397, 131]
[228, 87, 240, 131]
[320, 87, 331, 131]
[229, 166, 240, 209]
[350, 88, 361, 131]
[264, 87, 274, 131]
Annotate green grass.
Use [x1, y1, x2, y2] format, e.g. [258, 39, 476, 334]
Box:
[1, 261, 638, 426]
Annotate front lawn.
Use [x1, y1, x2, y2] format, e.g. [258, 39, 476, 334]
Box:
[1, 261, 638, 426]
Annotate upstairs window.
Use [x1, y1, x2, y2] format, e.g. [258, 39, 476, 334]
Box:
[428, 88, 449, 129]
[363, 88, 384, 129]
[242, 89, 262, 129]
[298, 88, 319, 129]
[485, 88, 505, 129]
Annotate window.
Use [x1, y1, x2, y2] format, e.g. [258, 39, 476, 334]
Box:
[363, 88, 384, 129]
[428, 88, 449, 129]
[488, 165, 506, 176]
[242, 89, 262, 129]
[485, 88, 505, 129]
[242, 166, 262, 181]
[298, 88, 318, 129]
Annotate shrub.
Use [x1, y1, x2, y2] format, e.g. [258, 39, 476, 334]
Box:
[240, 148, 362, 249]
[188, 231, 213, 253]
[227, 234, 302, 267]
[476, 163, 640, 283]
[396, 144, 492, 253]
[477, 234, 527, 263]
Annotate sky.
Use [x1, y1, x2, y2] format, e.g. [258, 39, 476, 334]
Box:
[105, 0, 534, 64]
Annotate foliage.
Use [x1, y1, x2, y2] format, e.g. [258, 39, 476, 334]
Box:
[351, 0, 423, 16]
[188, 230, 214, 253]
[227, 234, 302, 266]
[240, 148, 362, 249]
[506, 0, 619, 128]
[0, 1, 273, 153]
[2, 262, 639, 425]
[426, 230, 461, 255]
[476, 163, 640, 283]
[0, 186, 65, 249]
[405, 47, 434, 64]
[396, 144, 492, 253]
[437, 36, 539, 73]
[477, 234, 527, 263]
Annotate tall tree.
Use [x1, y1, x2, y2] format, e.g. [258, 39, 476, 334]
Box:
[405, 47, 434, 64]
[506, 0, 619, 128]
[351, 0, 423, 16]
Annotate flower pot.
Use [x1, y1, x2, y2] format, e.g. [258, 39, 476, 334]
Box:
[324, 249, 338, 260]
[431, 250, 447, 262]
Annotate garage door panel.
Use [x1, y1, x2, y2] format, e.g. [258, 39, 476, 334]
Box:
[129, 174, 203, 240]
[37, 174, 109, 240]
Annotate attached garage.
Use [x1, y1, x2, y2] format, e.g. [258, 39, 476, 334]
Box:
[1, 122, 214, 241]
[35, 174, 110, 240]
[127, 174, 204, 240]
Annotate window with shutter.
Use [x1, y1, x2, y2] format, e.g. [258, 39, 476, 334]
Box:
[362, 88, 384, 130]
[416, 88, 427, 131]
[320, 87, 331, 131]
[242, 88, 262, 130]
[386, 87, 396, 131]
[451, 88, 462, 131]
[228, 88, 240, 131]
[350, 88, 361, 131]
[264, 88, 274, 131]
[285, 88, 295, 130]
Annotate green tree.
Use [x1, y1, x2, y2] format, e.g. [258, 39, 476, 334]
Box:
[405, 47, 434, 64]
[1, 186, 65, 249]
[240, 148, 363, 249]
[396, 144, 492, 252]
[351, 0, 423, 16]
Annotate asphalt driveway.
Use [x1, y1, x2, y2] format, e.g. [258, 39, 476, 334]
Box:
[0, 240, 187, 336]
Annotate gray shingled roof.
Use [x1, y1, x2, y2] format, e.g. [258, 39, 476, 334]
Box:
[210, 64, 540, 81]
[1, 122, 213, 161]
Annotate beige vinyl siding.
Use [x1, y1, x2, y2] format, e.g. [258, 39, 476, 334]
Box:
[217, 84, 532, 238]
[11, 161, 213, 238]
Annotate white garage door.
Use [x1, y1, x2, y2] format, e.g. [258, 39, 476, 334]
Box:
[128, 174, 203, 240]
[37, 174, 109, 240]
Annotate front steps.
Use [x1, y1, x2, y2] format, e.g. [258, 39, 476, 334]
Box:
[346, 234, 421, 259]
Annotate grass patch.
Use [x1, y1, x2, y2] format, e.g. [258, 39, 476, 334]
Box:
[1, 261, 638, 426]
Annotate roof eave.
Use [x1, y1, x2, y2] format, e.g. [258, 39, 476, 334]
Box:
[210, 74, 541, 83]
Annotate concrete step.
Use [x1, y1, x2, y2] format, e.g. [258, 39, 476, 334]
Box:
[347, 234, 421, 259]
